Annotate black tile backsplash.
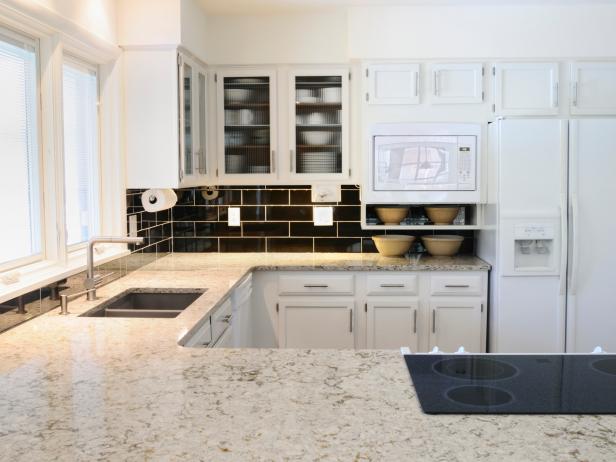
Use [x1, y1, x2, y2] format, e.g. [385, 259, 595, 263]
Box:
[125, 185, 476, 255]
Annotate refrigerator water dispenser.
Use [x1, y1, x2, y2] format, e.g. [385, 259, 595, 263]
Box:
[513, 224, 556, 272]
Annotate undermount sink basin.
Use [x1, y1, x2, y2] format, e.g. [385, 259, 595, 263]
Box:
[80, 289, 206, 318]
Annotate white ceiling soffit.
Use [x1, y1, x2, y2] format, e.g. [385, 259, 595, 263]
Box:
[198, 0, 616, 15]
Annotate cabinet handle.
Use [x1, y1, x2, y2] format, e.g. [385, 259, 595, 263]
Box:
[432, 309, 436, 333]
[304, 284, 328, 288]
[349, 309, 353, 333]
[433, 71, 438, 96]
[413, 309, 417, 334]
[415, 73, 419, 97]
[445, 284, 470, 288]
[572, 81, 578, 106]
[290, 149, 294, 172]
[220, 314, 232, 323]
[380, 283, 405, 288]
[271, 150, 276, 173]
[553, 82, 559, 108]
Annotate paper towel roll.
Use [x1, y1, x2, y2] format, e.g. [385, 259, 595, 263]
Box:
[141, 188, 177, 212]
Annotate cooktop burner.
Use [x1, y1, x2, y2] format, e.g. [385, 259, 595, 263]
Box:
[404, 354, 616, 414]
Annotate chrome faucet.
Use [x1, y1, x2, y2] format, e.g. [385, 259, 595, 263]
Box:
[85, 236, 144, 301]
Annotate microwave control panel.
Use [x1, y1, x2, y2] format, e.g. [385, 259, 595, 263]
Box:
[457, 136, 477, 190]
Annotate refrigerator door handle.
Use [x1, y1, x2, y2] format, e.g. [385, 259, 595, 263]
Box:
[570, 192, 580, 295]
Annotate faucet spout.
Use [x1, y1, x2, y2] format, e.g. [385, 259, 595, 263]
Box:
[85, 236, 144, 300]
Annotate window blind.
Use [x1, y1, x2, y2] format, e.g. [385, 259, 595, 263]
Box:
[0, 31, 41, 267]
[62, 58, 100, 246]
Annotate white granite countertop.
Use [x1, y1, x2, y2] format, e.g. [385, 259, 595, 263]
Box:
[1, 253, 615, 461]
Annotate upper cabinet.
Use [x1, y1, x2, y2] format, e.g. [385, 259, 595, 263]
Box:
[493, 62, 559, 116]
[570, 62, 616, 115]
[366, 63, 420, 105]
[124, 48, 209, 189]
[288, 68, 350, 180]
[431, 63, 484, 104]
[216, 69, 277, 181]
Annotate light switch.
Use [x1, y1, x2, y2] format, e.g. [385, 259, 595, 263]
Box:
[228, 207, 241, 227]
[313, 206, 333, 226]
[128, 214, 138, 237]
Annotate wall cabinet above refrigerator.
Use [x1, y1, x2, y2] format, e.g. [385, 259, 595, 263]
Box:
[493, 62, 560, 116]
[365, 63, 420, 104]
[124, 48, 209, 189]
[570, 62, 616, 115]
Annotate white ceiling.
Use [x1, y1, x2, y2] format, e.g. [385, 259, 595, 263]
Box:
[198, 0, 616, 15]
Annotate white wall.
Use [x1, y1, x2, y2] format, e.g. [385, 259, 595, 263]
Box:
[181, 0, 208, 62]
[204, 10, 348, 64]
[117, 0, 181, 47]
[348, 4, 616, 59]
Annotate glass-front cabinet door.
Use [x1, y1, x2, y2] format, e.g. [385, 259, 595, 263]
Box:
[216, 69, 277, 180]
[178, 52, 208, 187]
[289, 68, 349, 180]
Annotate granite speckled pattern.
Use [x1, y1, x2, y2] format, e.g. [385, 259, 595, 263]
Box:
[1, 253, 615, 461]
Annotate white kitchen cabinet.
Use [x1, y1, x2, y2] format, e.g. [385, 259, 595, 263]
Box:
[278, 298, 355, 348]
[288, 68, 350, 180]
[366, 63, 420, 105]
[366, 299, 419, 350]
[570, 62, 616, 115]
[431, 63, 484, 104]
[216, 68, 278, 182]
[428, 299, 484, 353]
[493, 62, 559, 116]
[231, 274, 253, 347]
[124, 48, 209, 188]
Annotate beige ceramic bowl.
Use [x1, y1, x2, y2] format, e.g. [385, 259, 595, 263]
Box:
[421, 235, 464, 256]
[425, 206, 460, 225]
[372, 235, 415, 257]
[375, 207, 409, 225]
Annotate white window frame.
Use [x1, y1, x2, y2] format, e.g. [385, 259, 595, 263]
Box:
[0, 4, 125, 304]
[0, 25, 45, 272]
[61, 54, 102, 252]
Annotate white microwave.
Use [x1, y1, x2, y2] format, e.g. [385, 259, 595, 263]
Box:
[366, 123, 482, 204]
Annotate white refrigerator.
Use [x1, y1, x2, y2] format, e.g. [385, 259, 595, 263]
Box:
[478, 118, 616, 353]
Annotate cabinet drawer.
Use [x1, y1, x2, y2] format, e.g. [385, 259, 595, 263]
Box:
[366, 274, 418, 296]
[278, 274, 354, 296]
[211, 297, 233, 340]
[430, 275, 483, 296]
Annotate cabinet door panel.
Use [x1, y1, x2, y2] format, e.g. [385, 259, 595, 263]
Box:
[216, 69, 277, 181]
[289, 68, 350, 180]
[432, 63, 483, 104]
[494, 62, 559, 115]
[571, 62, 616, 115]
[366, 300, 418, 351]
[279, 298, 355, 348]
[429, 299, 483, 353]
[367, 63, 419, 104]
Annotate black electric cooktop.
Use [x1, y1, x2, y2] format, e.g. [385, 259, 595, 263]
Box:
[404, 354, 616, 414]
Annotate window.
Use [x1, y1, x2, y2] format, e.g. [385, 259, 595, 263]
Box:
[0, 30, 41, 268]
[62, 57, 100, 246]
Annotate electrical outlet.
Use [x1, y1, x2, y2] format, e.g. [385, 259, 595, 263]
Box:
[311, 184, 341, 203]
[228, 207, 241, 227]
[128, 214, 138, 237]
[313, 206, 333, 226]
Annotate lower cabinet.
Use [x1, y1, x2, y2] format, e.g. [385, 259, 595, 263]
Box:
[366, 299, 419, 350]
[429, 299, 484, 353]
[278, 298, 355, 348]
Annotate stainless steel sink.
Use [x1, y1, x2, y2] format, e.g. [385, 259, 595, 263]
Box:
[80, 289, 206, 318]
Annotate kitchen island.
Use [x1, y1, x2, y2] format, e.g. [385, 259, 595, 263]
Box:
[0, 253, 614, 461]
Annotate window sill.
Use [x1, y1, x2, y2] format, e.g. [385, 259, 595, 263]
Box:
[0, 246, 130, 305]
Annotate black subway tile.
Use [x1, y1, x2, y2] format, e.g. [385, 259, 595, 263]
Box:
[173, 237, 218, 252]
[220, 206, 265, 221]
[219, 238, 266, 252]
[337, 222, 372, 237]
[289, 189, 312, 205]
[334, 206, 360, 221]
[173, 221, 195, 237]
[290, 222, 336, 237]
[267, 238, 313, 252]
[267, 206, 312, 221]
[242, 189, 289, 205]
[361, 237, 378, 253]
[243, 222, 289, 237]
[195, 222, 241, 237]
[314, 238, 362, 253]
[340, 189, 360, 205]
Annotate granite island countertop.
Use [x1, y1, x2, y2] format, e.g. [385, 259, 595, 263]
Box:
[1, 253, 615, 461]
